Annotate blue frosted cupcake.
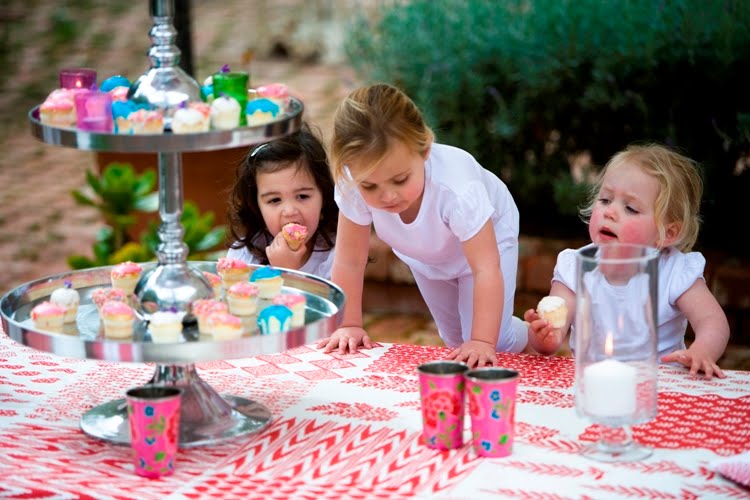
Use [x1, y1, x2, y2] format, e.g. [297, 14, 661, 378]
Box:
[250, 266, 284, 299]
[257, 304, 293, 334]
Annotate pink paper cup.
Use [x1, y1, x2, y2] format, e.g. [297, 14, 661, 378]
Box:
[465, 367, 519, 457]
[126, 385, 182, 478]
[417, 360, 468, 449]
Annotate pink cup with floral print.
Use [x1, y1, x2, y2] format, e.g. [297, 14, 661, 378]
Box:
[465, 367, 519, 457]
[417, 360, 469, 449]
[126, 385, 182, 478]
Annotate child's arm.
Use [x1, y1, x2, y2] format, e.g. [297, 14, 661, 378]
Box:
[524, 282, 575, 355]
[661, 279, 730, 379]
[445, 221, 503, 368]
[316, 213, 374, 354]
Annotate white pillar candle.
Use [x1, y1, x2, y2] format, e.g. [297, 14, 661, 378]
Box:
[583, 358, 637, 418]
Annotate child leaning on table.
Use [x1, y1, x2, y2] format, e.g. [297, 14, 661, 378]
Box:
[316, 83, 527, 368]
[226, 122, 338, 279]
[524, 143, 730, 379]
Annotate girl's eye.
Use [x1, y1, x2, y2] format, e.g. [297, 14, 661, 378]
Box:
[297, 194, 310, 201]
[598, 197, 610, 205]
[393, 176, 408, 185]
[266, 197, 281, 205]
[360, 184, 376, 192]
[626, 205, 639, 214]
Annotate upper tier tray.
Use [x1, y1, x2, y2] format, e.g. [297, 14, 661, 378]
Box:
[28, 97, 303, 153]
[0, 262, 344, 364]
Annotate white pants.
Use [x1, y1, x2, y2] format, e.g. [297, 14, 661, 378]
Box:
[410, 266, 528, 354]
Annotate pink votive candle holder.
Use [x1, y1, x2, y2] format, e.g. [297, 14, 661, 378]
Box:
[74, 90, 113, 132]
[465, 367, 519, 457]
[59, 67, 97, 90]
[417, 360, 468, 449]
[126, 385, 182, 478]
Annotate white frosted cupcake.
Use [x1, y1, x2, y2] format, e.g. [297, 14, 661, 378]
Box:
[30, 301, 66, 333]
[148, 310, 185, 343]
[271, 293, 306, 327]
[171, 102, 210, 133]
[537, 296, 568, 329]
[100, 300, 135, 339]
[210, 94, 241, 130]
[226, 282, 260, 316]
[250, 266, 284, 299]
[207, 312, 243, 341]
[50, 282, 80, 323]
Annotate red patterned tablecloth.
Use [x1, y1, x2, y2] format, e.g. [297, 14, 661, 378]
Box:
[1, 332, 749, 499]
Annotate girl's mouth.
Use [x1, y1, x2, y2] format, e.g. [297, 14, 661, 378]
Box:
[599, 227, 617, 239]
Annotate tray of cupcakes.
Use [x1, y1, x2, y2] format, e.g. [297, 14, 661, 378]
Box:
[0, 260, 344, 363]
[29, 68, 304, 153]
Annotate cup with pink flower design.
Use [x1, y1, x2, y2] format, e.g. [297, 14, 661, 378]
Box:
[465, 367, 519, 457]
[126, 385, 182, 478]
[417, 360, 469, 449]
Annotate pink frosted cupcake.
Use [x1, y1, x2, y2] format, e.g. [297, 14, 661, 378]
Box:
[271, 293, 306, 327]
[216, 257, 250, 291]
[281, 223, 308, 251]
[202, 271, 223, 299]
[39, 89, 77, 128]
[111, 261, 143, 294]
[31, 301, 66, 333]
[192, 299, 228, 334]
[256, 83, 290, 110]
[206, 312, 243, 341]
[92, 287, 128, 313]
[226, 282, 260, 316]
[100, 300, 135, 339]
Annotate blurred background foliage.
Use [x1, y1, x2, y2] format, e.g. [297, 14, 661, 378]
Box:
[345, 0, 750, 254]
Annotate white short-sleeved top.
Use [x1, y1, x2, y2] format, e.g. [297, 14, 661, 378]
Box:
[554, 244, 706, 359]
[226, 236, 335, 280]
[335, 143, 519, 280]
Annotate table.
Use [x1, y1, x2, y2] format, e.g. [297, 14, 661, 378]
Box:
[1, 331, 748, 499]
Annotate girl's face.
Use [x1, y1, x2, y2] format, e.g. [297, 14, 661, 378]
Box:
[351, 140, 427, 220]
[589, 163, 663, 247]
[256, 162, 323, 243]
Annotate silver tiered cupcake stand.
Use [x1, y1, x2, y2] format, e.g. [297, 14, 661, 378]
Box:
[0, 0, 344, 448]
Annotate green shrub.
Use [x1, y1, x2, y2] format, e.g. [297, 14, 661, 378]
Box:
[345, 0, 750, 252]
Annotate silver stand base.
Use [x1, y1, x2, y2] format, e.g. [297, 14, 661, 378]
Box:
[79, 364, 272, 447]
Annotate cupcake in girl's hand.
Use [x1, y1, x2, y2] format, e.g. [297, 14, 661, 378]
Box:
[226, 282, 260, 316]
[216, 257, 250, 291]
[202, 271, 223, 299]
[257, 304, 293, 334]
[50, 281, 80, 323]
[250, 266, 283, 299]
[31, 301, 66, 333]
[100, 300, 135, 339]
[271, 293, 306, 327]
[148, 310, 184, 343]
[207, 312, 243, 341]
[92, 287, 128, 314]
[192, 299, 228, 335]
[537, 296, 568, 329]
[111, 261, 142, 295]
[281, 223, 307, 251]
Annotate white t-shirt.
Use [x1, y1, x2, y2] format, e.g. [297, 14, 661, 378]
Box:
[226, 236, 335, 280]
[335, 143, 519, 281]
[554, 244, 706, 359]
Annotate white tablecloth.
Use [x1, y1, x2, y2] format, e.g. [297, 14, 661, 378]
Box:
[1, 332, 749, 499]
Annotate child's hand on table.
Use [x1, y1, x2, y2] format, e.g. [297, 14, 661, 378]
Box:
[317, 326, 373, 354]
[446, 339, 499, 368]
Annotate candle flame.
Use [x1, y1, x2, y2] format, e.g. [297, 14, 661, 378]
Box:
[75, 80, 82, 88]
[605, 332, 614, 356]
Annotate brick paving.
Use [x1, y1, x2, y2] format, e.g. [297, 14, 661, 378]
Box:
[1, 1, 747, 368]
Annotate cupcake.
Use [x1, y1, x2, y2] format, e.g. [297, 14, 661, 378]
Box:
[202, 271, 223, 299]
[108, 86, 130, 103]
[210, 94, 241, 130]
[537, 296, 568, 329]
[39, 89, 77, 128]
[271, 293, 306, 327]
[100, 300, 135, 339]
[216, 257, 250, 291]
[125, 109, 164, 134]
[255, 83, 290, 110]
[111, 261, 142, 294]
[207, 312, 243, 341]
[192, 299, 228, 334]
[148, 310, 185, 343]
[50, 281, 80, 323]
[226, 282, 260, 316]
[30, 301, 66, 333]
[245, 98, 280, 126]
[171, 102, 211, 133]
[257, 304, 293, 335]
[91, 287, 128, 313]
[281, 223, 307, 251]
[250, 266, 284, 299]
